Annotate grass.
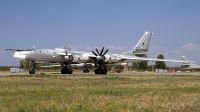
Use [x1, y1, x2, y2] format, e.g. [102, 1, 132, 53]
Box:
[0, 74, 200, 111]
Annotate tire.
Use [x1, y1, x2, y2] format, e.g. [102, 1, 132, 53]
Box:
[29, 70, 35, 74]
[95, 69, 99, 74]
[103, 69, 107, 74]
[61, 69, 65, 74]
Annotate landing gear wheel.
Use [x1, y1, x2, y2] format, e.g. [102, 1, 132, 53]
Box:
[68, 69, 73, 74]
[117, 70, 121, 73]
[95, 69, 98, 74]
[94, 69, 107, 74]
[83, 70, 89, 73]
[29, 70, 35, 74]
[61, 69, 73, 74]
[61, 69, 65, 74]
[99, 69, 102, 74]
[103, 69, 107, 74]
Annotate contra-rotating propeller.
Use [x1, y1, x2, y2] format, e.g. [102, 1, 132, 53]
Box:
[92, 47, 108, 61]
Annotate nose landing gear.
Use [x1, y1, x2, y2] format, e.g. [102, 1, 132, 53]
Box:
[29, 62, 36, 74]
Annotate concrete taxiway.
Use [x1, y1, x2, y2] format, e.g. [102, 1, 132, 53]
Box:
[0, 71, 199, 76]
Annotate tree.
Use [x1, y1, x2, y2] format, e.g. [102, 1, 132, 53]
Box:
[19, 60, 31, 71]
[19, 60, 54, 71]
[155, 54, 166, 69]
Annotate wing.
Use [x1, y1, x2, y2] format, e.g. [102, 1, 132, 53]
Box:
[120, 56, 194, 63]
[134, 52, 172, 55]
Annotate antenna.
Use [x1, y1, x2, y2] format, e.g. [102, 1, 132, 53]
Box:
[33, 46, 35, 51]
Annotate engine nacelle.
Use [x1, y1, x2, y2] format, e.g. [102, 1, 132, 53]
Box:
[110, 57, 122, 62]
[64, 55, 73, 61]
[78, 55, 91, 62]
[71, 55, 80, 62]
[104, 55, 112, 62]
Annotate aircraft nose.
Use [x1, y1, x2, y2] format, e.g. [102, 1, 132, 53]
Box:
[13, 53, 27, 60]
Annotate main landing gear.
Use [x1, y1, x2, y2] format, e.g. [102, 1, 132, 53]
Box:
[61, 63, 73, 74]
[94, 65, 107, 74]
[83, 70, 89, 73]
[82, 65, 90, 73]
[91, 47, 109, 75]
[61, 68, 73, 74]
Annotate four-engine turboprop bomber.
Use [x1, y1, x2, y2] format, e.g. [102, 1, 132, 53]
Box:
[6, 32, 191, 74]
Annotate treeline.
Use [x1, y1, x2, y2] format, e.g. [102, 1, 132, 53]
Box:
[130, 54, 167, 71]
[19, 61, 61, 72]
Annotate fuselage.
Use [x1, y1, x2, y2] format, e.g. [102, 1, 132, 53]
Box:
[13, 48, 144, 64]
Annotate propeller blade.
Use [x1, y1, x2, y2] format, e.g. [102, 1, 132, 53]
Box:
[99, 47, 104, 56]
[102, 49, 108, 57]
[92, 51, 98, 56]
[95, 48, 100, 55]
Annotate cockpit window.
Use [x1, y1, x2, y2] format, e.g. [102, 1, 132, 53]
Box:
[26, 48, 35, 51]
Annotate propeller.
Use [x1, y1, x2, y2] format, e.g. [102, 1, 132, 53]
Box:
[92, 47, 109, 61]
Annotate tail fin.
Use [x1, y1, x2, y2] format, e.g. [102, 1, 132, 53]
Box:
[180, 56, 193, 64]
[180, 56, 188, 61]
[180, 56, 198, 69]
[121, 31, 153, 57]
[133, 32, 153, 53]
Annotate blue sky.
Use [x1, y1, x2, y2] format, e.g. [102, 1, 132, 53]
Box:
[0, 0, 200, 66]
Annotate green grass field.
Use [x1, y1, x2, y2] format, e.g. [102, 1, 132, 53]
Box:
[0, 73, 200, 112]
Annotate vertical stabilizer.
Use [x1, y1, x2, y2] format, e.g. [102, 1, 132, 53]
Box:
[133, 32, 153, 53]
[180, 56, 188, 62]
[180, 56, 198, 69]
[121, 31, 153, 57]
[181, 56, 190, 64]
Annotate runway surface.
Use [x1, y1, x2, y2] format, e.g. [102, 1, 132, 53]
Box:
[0, 71, 199, 76]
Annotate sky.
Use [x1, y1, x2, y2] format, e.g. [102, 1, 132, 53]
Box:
[0, 0, 200, 67]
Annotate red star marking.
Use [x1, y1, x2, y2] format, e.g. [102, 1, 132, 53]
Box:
[142, 42, 145, 46]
